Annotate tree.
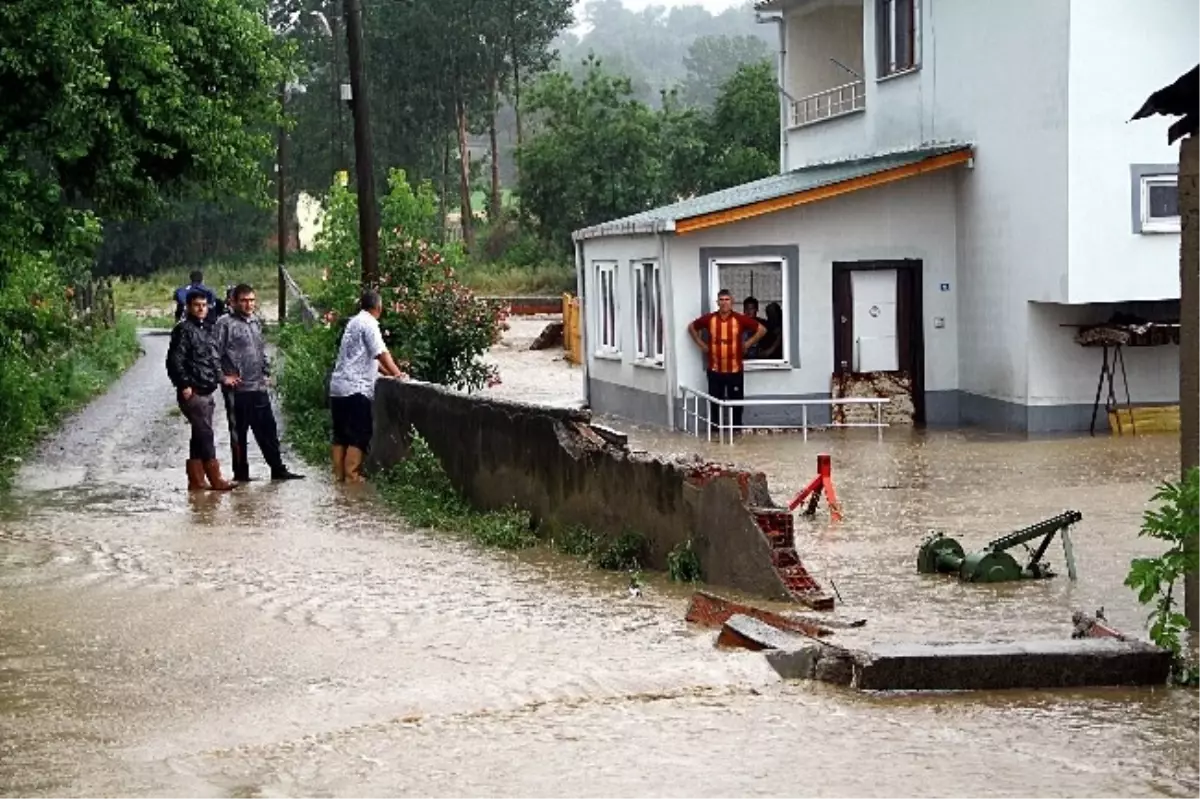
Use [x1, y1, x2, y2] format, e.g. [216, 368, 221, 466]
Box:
[680, 34, 771, 108]
[517, 55, 781, 249]
[0, 0, 287, 231]
[518, 58, 675, 248]
[700, 60, 780, 192]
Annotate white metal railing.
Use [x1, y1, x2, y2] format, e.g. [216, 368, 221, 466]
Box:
[789, 80, 866, 128]
[680, 386, 889, 445]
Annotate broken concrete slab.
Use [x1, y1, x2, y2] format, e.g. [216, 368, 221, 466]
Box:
[685, 591, 833, 637]
[715, 614, 815, 651]
[766, 638, 1172, 691]
[852, 639, 1172, 691]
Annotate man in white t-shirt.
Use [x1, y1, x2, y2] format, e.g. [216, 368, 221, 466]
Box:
[328, 290, 406, 482]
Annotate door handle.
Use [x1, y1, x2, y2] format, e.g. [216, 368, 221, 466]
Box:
[853, 337, 861, 372]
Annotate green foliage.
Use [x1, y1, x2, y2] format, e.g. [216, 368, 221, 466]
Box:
[553, 524, 604, 557]
[313, 170, 503, 392]
[374, 435, 538, 551]
[0, 0, 286, 229]
[0, 311, 140, 488]
[518, 57, 779, 248]
[595, 531, 647, 572]
[276, 319, 339, 464]
[702, 61, 780, 190]
[518, 57, 679, 248]
[667, 540, 703, 583]
[1125, 468, 1199, 685]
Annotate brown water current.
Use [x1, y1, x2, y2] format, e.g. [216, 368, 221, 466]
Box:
[0, 330, 1197, 797]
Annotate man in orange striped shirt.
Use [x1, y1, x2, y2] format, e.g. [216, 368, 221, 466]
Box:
[689, 289, 765, 433]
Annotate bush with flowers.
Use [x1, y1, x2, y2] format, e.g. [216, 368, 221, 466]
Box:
[312, 169, 507, 392]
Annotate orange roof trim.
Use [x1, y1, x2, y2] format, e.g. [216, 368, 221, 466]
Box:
[673, 148, 973, 235]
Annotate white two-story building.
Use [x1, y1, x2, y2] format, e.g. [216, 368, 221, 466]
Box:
[571, 0, 1197, 434]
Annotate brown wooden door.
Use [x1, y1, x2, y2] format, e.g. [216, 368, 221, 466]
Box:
[832, 260, 925, 424]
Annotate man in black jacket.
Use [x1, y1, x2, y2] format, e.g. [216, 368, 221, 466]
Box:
[166, 290, 240, 491]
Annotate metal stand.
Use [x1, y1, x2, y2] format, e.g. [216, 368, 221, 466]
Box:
[1088, 343, 1135, 437]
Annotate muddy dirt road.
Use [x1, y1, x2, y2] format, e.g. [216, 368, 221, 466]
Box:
[1, 331, 1196, 797]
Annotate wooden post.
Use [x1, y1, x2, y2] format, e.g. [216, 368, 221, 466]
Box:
[343, 0, 379, 286]
[1179, 134, 1198, 631]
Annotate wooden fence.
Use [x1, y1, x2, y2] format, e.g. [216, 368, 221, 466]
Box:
[562, 292, 582, 365]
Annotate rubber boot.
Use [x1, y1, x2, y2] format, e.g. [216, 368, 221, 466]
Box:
[202, 459, 236, 491]
[331, 445, 346, 482]
[343, 447, 365, 483]
[186, 459, 207, 491]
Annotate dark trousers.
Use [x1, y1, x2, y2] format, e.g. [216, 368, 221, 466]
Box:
[224, 389, 283, 477]
[706, 370, 745, 432]
[178, 390, 217, 461]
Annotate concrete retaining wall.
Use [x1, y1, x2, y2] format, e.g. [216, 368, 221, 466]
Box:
[368, 378, 834, 606]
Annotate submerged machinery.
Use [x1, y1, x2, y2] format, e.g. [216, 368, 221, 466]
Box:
[917, 510, 1083, 583]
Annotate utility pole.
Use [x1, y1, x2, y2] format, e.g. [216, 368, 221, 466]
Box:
[1179, 134, 1198, 631]
[277, 82, 288, 325]
[343, 0, 379, 286]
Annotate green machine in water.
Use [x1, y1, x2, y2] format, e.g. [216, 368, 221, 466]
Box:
[917, 510, 1083, 583]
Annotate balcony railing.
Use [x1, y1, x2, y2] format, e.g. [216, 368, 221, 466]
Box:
[789, 80, 866, 128]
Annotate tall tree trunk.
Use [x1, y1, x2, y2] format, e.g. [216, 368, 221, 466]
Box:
[1179, 134, 1199, 631]
[512, 57, 523, 152]
[455, 94, 474, 250]
[488, 72, 502, 224]
[439, 134, 450, 244]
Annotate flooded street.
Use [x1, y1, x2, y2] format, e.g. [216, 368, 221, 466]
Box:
[1, 328, 1197, 797]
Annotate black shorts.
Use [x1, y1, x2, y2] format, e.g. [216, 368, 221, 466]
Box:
[330, 393, 373, 451]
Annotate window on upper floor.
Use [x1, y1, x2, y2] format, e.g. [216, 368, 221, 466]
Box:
[594, 261, 620, 356]
[1135, 173, 1180, 234]
[876, 0, 920, 78]
[633, 260, 664, 366]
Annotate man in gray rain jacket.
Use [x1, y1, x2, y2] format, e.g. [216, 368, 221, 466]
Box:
[214, 283, 303, 482]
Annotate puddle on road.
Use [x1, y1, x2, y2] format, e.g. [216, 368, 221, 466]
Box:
[0, 331, 1196, 797]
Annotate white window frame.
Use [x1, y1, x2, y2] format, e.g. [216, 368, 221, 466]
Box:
[593, 260, 620, 358]
[707, 256, 792, 371]
[1139, 174, 1180, 234]
[876, 0, 921, 80]
[633, 260, 665, 367]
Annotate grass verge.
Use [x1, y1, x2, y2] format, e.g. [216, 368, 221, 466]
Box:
[0, 314, 142, 488]
[113, 256, 576, 323]
[111, 255, 326, 320]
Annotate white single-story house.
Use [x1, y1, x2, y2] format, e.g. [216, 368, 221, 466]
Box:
[570, 0, 1195, 435]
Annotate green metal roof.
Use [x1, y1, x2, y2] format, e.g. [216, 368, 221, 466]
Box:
[571, 143, 973, 241]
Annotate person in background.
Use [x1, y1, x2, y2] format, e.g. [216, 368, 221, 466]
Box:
[758, 301, 784, 360]
[688, 288, 765, 435]
[173, 270, 219, 327]
[741, 296, 769, 359]
[328, 290, 407, 483]
[214, 283, 304, 483]
[166, 290, 240, 491]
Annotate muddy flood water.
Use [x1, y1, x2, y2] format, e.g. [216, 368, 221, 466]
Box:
[1, 327, 1197, 797]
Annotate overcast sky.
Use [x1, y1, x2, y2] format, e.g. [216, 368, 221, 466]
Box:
[602, 0, 747, 11]
[570, 0, 750, 34]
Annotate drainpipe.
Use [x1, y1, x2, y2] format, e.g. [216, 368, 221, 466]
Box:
[757, 12, 788, 173]
[659, 229, 677, 430]
[575, 237, 590, 408]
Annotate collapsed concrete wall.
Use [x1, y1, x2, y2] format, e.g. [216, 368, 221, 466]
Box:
[368, 378, 834, 608]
